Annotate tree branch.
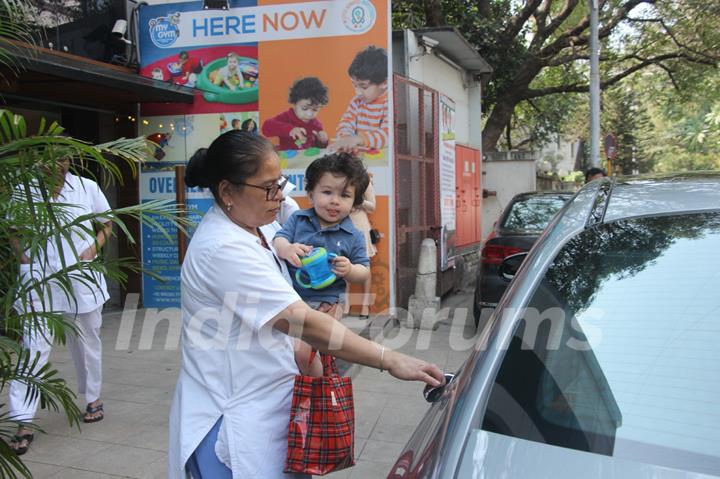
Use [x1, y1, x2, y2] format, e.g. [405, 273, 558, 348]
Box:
[525, 52, 701, 98]
[533, 0, 552, 38]
[654, 62, 681, 90]
[514, 137, 534, 149]
[474, 0, 492, 18]
[423, 0, 444, 27]
[540, 0, 654, 59]
[547, 50, 588, 66]
[626, 16, 720, 62]
[533, 0, 580, 52]
[503, 0, 545, 44]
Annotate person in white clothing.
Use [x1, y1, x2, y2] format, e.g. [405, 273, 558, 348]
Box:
[8, 158, 112, 455]
[169, 131, 444, 479]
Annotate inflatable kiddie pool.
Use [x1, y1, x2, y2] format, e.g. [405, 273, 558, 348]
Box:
[195, 56, 258, 104]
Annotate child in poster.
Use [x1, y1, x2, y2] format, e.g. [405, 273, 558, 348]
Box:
[333, 46, 389, 152]
[211, 52, 243, 91]
[262, 77, 330, 150]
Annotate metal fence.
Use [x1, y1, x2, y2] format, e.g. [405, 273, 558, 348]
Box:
[393, 74, 440, 308]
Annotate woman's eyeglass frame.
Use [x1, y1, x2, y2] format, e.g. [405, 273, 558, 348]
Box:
[234, 175, 289, 200]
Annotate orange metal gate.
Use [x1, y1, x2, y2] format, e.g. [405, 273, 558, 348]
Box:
[393, 74, 440, 308]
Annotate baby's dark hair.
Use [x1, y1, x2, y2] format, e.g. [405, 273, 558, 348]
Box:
[348, 46, 387, 85]
[305, 153, 369, 207]
[289, 77, 329, 106]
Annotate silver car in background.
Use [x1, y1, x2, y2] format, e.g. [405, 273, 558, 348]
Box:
[388, 173, 720, 479]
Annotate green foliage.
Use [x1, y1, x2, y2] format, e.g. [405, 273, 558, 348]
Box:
[563, 171, 585, 184]
[0, 3, 192, 474]
[392, 0, 720, 153]
[602, 85, 654, 175]
[0, 108, 191, 477]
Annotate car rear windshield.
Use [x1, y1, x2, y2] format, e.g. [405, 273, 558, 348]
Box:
[500, 196, 568, 232]
[481, 211, 720, 475]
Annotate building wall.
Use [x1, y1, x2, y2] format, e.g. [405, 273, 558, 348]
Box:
[536, 134, 580, 176]
[407, 53, 472, 146]
[398, 31, 486, 295]
[481, 159, 536, 239]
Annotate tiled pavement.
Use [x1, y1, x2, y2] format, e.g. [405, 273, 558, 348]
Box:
[9, 290, 477, 478]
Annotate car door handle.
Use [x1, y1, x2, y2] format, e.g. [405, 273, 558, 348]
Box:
[423, 373, 456, 403]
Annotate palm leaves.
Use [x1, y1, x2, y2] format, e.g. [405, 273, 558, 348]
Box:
[0, 106, 191, 477]
[0, 0, 37, 83]
[0, 0, 194, 475]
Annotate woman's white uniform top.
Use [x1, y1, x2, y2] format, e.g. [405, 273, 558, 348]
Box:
[16, 173, 110, 314]
[168, 205, 307, 479]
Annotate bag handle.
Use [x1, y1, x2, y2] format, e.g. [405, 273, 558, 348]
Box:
[306, 349, 339, 377]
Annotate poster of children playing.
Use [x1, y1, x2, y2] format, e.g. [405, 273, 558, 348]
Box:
[136, 0, 391, 309]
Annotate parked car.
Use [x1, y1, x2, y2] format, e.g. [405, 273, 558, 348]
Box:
[389, 173, 720, 479]
[474, 191, 572, 327]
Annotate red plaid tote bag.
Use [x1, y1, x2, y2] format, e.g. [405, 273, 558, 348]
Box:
[284, 352, 355, 475]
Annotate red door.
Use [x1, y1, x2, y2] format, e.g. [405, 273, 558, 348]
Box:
[455, 144, 481, 247]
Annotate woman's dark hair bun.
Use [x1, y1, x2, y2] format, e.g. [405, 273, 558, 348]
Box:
[185, 148, 211, 188]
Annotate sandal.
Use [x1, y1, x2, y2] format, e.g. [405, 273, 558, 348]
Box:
[9, 432, 34, 456]
[83, 403, 104, 423]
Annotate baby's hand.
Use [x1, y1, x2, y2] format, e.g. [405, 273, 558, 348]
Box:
[332, 255, 352, 278]
[330, 135, 363, 154]
[280, 242, 313, 268]
[290, 127, 307, 143]
[316, 130, 329, 144]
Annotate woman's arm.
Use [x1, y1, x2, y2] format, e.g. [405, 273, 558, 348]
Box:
[273, 301, 444, 386]
[80, 221, 112, 261]
[9, 236, 29, 264]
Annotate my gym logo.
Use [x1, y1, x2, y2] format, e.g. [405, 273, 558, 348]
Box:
[149, 13, 181, 48]
[341, 0, 376, 34]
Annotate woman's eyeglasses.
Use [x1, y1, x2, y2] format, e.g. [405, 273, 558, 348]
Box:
[236, 176, 289, 200]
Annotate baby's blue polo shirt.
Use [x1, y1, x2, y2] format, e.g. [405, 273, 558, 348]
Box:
[274, 208, 369, 304]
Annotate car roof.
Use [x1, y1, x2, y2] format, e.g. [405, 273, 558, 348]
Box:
[601, 172, 720, 223]
[510, 191, 575, 202]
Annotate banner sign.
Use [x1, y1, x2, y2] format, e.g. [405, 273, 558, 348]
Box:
[147, 0, 377, 49]
[140, 168, 213, 307]
[138, 0, 391, 309]
[439, 94, 456, 270]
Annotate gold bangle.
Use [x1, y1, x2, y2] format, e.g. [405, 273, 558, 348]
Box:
[379, 346, 385, 372]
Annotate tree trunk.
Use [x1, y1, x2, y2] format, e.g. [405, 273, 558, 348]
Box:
[483, 100, 515, 152]
[482, 61, 544, 152]
[424, 0, 444, 26]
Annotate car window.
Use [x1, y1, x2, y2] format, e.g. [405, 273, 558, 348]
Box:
[478, 212, 720, 475]
[501, 196, 568, 232]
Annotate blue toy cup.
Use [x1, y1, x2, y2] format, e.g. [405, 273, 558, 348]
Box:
[295, 247, 337, 289]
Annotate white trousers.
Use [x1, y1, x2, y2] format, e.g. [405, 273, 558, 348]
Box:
[9, 306, 103, 423]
